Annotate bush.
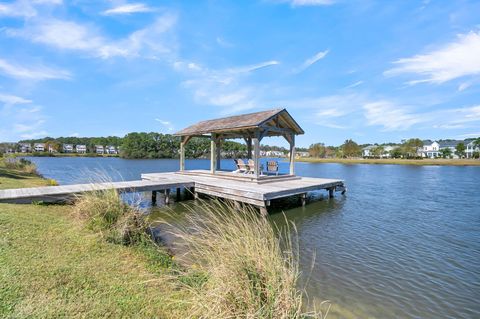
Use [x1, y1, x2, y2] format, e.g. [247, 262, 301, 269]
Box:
[4, 157, 38, 175]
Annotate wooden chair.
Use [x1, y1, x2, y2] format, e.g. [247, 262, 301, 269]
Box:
[234, 159, 248, 173]
[266, 160, 279, 175]
[247, 159, 264, 175]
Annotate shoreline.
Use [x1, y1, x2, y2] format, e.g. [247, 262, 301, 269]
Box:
[296, 157, 480, 166]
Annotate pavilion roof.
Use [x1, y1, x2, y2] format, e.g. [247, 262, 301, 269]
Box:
[174, 108, 304, 137]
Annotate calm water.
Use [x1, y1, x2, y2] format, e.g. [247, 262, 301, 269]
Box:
[28, 157, 480, 318]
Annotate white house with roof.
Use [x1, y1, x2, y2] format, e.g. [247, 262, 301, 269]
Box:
[266, 150, 285, 157]
[63, 144, 74, 153]
[75, 145, 87, 153]
[105, 145, 117, 154]
[466, 140, 479, 158]
[420, 140, 440, 158]
[362, 145, 375, 157]
[95, 145, 105, 154]
[19, 143, 32, 153]
[33, 143, 45, 152]
[438, 140, 462, 159]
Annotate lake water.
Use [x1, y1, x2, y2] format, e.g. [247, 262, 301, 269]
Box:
[27, 157, 480, 318]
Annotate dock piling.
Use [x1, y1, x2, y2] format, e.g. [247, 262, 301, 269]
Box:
[164, 189, 170, 205]
[152, 191, 157, 204]
[328, 187, 334, 198]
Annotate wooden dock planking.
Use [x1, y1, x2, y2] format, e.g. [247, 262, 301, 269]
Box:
[141, 171, 345, 208]
[0, 180, 194, 204]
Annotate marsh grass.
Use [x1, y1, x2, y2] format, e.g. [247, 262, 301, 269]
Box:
[160, 200, 328, 319]
[4, 157, 39, 174]
[73, 188, 150, 245]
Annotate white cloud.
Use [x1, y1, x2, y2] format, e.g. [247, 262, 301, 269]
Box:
[294, 50, 328, 73]
[5, 14, 177, 59]
[363, 101, 424, 131]
[0, 0, 61, 18]
[0, 93, 32, 105]
[290, 0, 336, 6]
[103, 3, 154, 15]
[345, 80, 364, 89]
[385, 31, 480, 84]
[0, 58, 71, 80]
[155, 118, 174, 131]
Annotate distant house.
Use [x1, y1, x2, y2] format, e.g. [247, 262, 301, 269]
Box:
[420, 140, 440, 158]
[75, 145, 87, 154]
[362, 145, 375, 158]
[19, 143, 32, 153]
[438, 140, 462, 159]
[33, 143, 45, 152]
[105, 145, 117, 154]
[295, 151, 309, 158]
[466, 140, 479, 158]
[95, 145, 104, 154]
[63, 144, 74, 153]
[383, 146, 396, 158]
[48, 144, 57, 153]
[266, 150, 285, 157]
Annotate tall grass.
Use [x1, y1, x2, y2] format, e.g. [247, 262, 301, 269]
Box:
[4, 157, 38, 174]
[162, 200, 327, 319]
[73, 188, 149, 245]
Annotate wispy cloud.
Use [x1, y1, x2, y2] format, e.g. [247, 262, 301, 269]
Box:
[294, 50, 328, 73]
[0, 0, 61, 18]
[155, 118, 174, 131]
[5, 13, 177, 59]
[385, 31, 480, 84]
[289, 0, 336, 6]
[0, 58, 71, 80]
[176, 59, 280, 114]
[0, 93, 32, 105]
[363, 101, 424, 131]
[345, 80, 364, 89]
[103, 3, 154, 15]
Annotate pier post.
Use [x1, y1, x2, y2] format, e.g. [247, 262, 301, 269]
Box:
[176, 188, 181, 201]
[328, 187, 334, 198]
[164, 189, 170, 205]
[300, 193, 306, 206]
[152, 191, 157, 204]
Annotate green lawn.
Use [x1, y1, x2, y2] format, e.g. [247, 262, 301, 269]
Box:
[0, 158, 186, 318]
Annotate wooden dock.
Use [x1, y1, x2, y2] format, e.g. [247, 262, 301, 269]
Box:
[0, 170, 345, 214]
[142, 171, 345, 214]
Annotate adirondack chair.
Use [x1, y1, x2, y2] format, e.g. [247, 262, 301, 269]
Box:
[247, 159, 264, 175]
[266, 160, 279, 175]
[234, 159, 248, 173]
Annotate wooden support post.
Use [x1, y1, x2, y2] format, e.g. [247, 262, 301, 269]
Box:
[253, 137, 260, 178]
[216, 138, 221, 171]
[176, 188, 181, 201]
[328, 187, 334, 198]
[289, 134, 295, 176]
[180, 141, 185, 171]
[210, 134, 217, 174]
[151, 191, 157, 204]
[189, 187, 195, 199]
[246, 137, 252, 159]
[164, 189, 170, 205]
[300, 193, 306, 206]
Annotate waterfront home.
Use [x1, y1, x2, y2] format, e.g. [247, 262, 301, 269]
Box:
[105, 145, 117, 154]
[438, 140, 462, 159]
[63, 144, 74, 153]
[420, 140, 440, 158]
[95, 145, 104, 154]
[295, 151, 310, 158]
[48, 144, 57, 153]
[33, 143, 45, 152]
[266, 150, 285, 157]
[466, 140, 479, 158]
[75, 145, 87, 154]
[362, 145, 375, 157]
[19, 143, 32, 153]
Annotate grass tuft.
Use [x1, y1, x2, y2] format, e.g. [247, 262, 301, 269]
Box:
[160, 200, 325, 319]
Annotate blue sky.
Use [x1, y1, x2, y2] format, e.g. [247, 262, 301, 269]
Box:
[0, 0, 479, 147]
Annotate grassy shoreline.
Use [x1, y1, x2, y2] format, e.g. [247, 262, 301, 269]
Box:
[297, 157, 480, 166]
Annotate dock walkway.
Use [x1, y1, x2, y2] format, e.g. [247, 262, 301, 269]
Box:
[0, 171, 345, 213]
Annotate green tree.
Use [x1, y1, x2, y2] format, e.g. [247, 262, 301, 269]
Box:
[439, 148, 452, 159]
[455, 143, 466, 158]
[371, 145, 385, 158]
[341, 139, 361, 158]
[402, 138, 423, 158]
[308, 143, 326, 158]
